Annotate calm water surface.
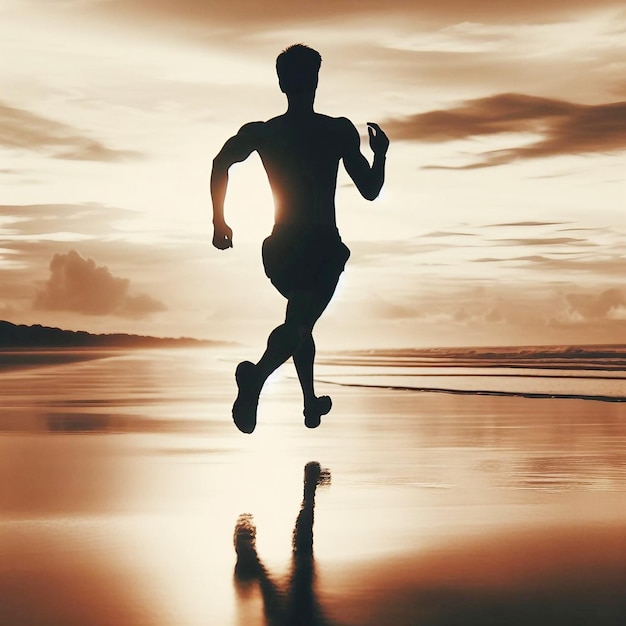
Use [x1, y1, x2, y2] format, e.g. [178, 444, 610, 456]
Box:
[0, 348, 625, 625]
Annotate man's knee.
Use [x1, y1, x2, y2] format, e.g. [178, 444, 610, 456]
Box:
[287, 307, 320, 328]
[283, 318, 313, 343]
[286, 287, 334, 325]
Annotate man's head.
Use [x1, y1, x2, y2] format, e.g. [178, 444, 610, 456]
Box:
[276, 44, 322, 95]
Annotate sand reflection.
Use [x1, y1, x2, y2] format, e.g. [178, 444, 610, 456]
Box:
[233, 462, 335, 626]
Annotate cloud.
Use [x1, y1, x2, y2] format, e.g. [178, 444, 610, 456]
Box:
[346, 239, 447, 265]
[548, 287, 626, 332]
[34, 250, 166, 318]
[383, 93, 626, 168]
[378, 281, 626, 346]
[488, 237, 590, 247]
[0, 203, 137, 238]
[0, 101, 140, 161]
[484, 221, 569, 228]
[565, 288, 626, 321]
[421, 230, 475, 238]
[88, 0, 626, 28]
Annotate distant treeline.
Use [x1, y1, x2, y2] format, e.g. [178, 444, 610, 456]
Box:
[0, 321, 220, 349]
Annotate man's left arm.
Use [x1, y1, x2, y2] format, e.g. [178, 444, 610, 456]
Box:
[341, 119, 389, 201]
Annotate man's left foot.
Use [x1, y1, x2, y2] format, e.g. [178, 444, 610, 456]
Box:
[303, 395, 332, 429]
[233, 361, 261, 434]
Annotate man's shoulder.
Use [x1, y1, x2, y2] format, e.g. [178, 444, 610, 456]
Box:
[321, 116, 358, 143]
[316, 114, 355, 129]
[232, 121, 267, 150]
[237, 120, 265, 136]
[311, 115, 357, 146]
[263, 113, 354, 127]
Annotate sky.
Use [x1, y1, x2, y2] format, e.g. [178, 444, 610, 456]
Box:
[1, 0, 625, 348]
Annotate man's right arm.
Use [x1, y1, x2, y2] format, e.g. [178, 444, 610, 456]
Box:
[211, 122, 261, 249]
[340, 119, 389, 201]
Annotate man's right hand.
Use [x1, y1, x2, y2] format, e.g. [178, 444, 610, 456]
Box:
[212, 221, 233, 249]
[367, 122, 389, 158]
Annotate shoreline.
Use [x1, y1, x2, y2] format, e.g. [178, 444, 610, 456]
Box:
[317, 377, 626, 403]
[0, 349, 121, 372]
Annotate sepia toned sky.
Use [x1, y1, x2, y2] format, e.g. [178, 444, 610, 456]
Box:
[1, 0, 625, 348]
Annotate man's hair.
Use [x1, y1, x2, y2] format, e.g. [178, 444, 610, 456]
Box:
[276, 44, 322, 94]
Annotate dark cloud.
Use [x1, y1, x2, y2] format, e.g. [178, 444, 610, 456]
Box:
[488, 237, 590, 246]
[34, 250, 166, 318]
[0, 102, 140, 161]
[513, 255, 560, 263]
[88, 0, 625, 28]
[473, 254, 564, 264]
[386, 93, 575, 141]
[541, 257, 626, 276]
[471, 254, 564, 265]
[566, 288, 626, 321]
[546, 288, 626, 332]
[383, 93, 626, 168]
[558, 227, 610, 233]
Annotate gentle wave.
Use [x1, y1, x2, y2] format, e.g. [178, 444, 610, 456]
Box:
[316, 377, 626, 403]
[315, 346, 626, 402]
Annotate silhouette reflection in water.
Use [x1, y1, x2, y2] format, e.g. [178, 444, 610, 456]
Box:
[233, 462, 334, 626]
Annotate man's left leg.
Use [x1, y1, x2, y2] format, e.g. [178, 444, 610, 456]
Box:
[293, 335, 331, 429]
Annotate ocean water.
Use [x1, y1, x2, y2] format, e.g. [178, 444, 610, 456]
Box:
[0, 347, 625, 625]
[315, 346, 626, 400]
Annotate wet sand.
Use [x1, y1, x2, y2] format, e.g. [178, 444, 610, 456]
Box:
[0, 348, 625, 625]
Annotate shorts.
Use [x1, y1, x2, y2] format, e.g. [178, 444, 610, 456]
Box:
[262, 224, 351, 297]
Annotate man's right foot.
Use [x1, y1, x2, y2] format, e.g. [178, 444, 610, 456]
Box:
[303, 395, 332, 429]
[233, 361, 261, 434]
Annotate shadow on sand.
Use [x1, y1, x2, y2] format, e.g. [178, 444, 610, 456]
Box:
[233, 461, 335, 626]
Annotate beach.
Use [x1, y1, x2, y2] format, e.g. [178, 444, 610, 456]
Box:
[0, 347, 625, 625]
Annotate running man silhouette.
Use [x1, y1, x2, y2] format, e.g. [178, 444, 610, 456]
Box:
[211, 44, 388, 433]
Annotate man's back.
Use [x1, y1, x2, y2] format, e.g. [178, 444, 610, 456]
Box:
[242, 113, 349, 226]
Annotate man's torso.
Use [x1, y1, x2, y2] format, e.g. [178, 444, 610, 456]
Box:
[244, 113, 350, 226]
